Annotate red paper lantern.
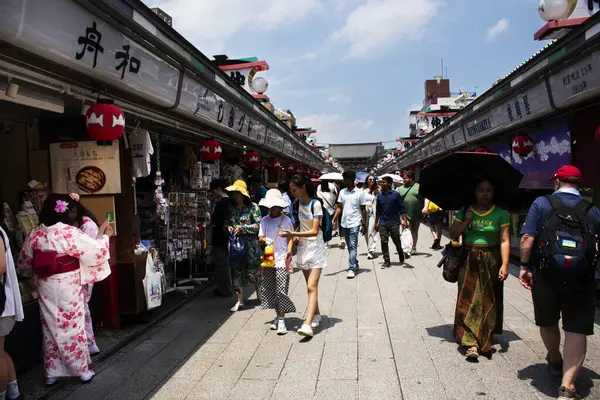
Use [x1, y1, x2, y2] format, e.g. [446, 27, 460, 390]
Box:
[512, 134, 534, 157]
[296, 165, 305, 174]
[245, 151, 260, 169]
[286, 163, 295, 174]
[475, 146, 492, 153]
[200, 139, 222, 162]
[271, 158, 282, 170]
[85, 102, 125, 141]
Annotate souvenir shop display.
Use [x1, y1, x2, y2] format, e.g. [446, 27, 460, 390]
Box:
[166, 192, 201, 292]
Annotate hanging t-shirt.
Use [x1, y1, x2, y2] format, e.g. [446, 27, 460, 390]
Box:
[298, 200, 323, 241]
[259, 215, 294, 268]
[129, 129, 154, 178]
[454, 205, 510, 246]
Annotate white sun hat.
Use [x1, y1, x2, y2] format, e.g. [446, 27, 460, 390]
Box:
[259, 189, 289, 209]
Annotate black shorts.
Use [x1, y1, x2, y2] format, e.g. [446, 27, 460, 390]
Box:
[429, 211, 444, 226]
[531, 274, 596, 335]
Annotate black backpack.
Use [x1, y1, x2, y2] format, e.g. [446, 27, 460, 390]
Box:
[535, 195, 599, 285]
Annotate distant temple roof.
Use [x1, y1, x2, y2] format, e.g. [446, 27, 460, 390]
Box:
[328, 143, 381, 159]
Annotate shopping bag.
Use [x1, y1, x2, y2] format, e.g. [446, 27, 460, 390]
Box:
[229, 233, 246, 259]
[143, 253, 163, 310]
[401, 228, 413, 253]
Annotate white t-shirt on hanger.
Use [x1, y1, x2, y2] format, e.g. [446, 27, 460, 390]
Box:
[129, 129, 154, 178]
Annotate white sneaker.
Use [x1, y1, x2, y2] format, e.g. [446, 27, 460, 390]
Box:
[367, 252, 373, 260]
[311, 314, 322, 328]
[410, 248, 418, 255]
[230, 301, 243, 312]
[277, 319, 288, 335]
[270, 318, 278, 330]
[45, 377, 58, 386]
[88, 344, 100, 355]
[80, 370, 95, 383]
[347, 270, 356, 279]
[297, 323, 314, 337]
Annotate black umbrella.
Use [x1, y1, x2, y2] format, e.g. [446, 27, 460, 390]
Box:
[419, 152, 523, 211]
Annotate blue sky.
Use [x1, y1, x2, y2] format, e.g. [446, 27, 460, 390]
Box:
[146, 0, 546, 147]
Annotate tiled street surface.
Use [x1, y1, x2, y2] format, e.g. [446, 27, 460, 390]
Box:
[47, 225, 600, 399]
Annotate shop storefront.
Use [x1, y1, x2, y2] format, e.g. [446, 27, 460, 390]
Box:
[393, 12, 600, 251]
[0, 0, 323, 372]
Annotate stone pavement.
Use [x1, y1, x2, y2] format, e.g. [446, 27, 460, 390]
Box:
[48, 225, 600, 400]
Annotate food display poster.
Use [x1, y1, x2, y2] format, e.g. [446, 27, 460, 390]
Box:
[50, 141, 122, 195]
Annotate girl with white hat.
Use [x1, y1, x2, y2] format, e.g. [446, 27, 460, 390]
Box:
[258, 189, 296, 335]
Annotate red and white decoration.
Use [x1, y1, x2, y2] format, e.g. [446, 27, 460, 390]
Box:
[512, 135, 534, 157]
[85, 102, 125, 141]
[245, 151, 260, 169]
[271, 158, 282, 170]
[296, 165, 304, 174]
[200, 139, 222, 162]
[286, 163, 295, 174]
[475, 146, 492, 153]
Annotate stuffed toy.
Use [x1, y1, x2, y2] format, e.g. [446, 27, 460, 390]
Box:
[261, 244, 275, 268]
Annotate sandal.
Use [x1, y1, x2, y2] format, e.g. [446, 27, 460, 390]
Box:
[466, 346, 479, 359]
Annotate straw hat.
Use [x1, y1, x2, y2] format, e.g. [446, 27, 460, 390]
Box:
[259, 189, 289, 209]
[225, 180, 250, 197]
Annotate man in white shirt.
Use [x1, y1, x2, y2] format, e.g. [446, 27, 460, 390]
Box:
[332, 171, 366, 279]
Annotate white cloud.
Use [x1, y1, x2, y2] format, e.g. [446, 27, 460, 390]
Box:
[146, 0, 321, 55]
[297, 113, 374, 144]
[333, 0, 440, 59]
[486, 18, 509, 42]
[328, 94, 350, 104]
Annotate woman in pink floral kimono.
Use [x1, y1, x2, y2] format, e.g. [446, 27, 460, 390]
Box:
[67, 193, 101, 355]
[18, 194, 112, 385]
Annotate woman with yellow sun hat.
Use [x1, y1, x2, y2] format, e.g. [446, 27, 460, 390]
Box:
[225, 180, 263, 312]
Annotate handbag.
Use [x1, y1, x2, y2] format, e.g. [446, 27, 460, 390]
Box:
[437, 241, 464, 283]
[229, 233, 246, 259]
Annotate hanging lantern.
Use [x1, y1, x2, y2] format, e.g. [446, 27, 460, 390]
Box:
[512, 135, 534, 157]
[245, 151, 260, 169]
[296, 165, 305, 174]
[271, 158, 282, 170]
[286, 163, 295, 174]
[200, 139, 222, 162]
[85, 100, 125, 142]
[475, 146, 492, 153]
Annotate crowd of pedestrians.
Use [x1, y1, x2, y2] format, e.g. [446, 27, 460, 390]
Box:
[0, 161, 597, 400]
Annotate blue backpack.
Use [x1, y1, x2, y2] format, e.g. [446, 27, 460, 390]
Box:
[312, 199, 333, 243]
[292, 199, 333, 243]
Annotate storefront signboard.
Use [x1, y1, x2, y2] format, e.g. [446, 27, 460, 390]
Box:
[548, 51, 600, 108]
[443, 127, 466, 150]
[0, 0, 180, 107]
[284, 141, 294, 157]
[464, 81, 551, 143]
[50, 141, 122, 195]
[429, 137, 446, 156]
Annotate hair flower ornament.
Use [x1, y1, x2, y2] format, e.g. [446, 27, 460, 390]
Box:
[55, 200, 69, 213]
[69, 193, 80, 202]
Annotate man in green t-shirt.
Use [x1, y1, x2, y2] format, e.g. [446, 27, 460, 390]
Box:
[397, 171, 425, 255]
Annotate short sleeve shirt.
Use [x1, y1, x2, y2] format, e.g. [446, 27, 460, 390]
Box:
[298, 200, 323, 241]
[337, 187, 366, 228]
[259, 215, 294, 268]
[397, 183, 424, 222]
[455, 205, 510, 246]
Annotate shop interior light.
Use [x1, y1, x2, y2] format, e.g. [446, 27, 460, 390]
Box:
[5, 79, 18, 99]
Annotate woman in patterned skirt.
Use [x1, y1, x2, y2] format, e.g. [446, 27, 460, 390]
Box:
[226, 180, 262, 312]
[258, 189, 296, 335]
[449, 179, 510, 360]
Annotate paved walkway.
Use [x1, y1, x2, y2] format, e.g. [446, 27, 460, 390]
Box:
[49, 225, 600, 400]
